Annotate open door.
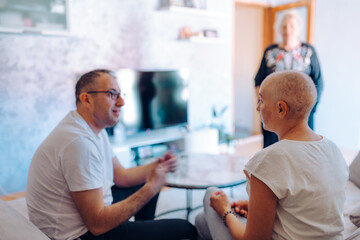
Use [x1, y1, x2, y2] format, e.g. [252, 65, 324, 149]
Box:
[232, 0, 316, 137]
[264, 0, 316, 47]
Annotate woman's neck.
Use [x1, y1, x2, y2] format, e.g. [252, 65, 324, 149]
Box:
[278, 121, 321, 142]
[280, 39, 301, 51]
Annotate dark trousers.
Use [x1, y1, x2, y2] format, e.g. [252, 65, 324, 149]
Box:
[111, 184, 159, 221]
[262, 111, 315, 148]
[78, 185, 197, 240]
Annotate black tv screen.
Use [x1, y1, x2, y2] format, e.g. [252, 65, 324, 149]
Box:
[114, 69, 189, 137]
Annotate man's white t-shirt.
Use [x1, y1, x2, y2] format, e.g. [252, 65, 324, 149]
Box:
[26, 111, 115, 240]
[244, 137, 349, 240]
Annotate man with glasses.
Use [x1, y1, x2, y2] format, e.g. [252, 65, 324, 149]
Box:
[26, 69, 197, 240]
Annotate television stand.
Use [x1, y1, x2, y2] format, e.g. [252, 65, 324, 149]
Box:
[109, 128, 219, 168]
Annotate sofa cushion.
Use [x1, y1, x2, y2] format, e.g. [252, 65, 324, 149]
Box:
[0, 200, 49, 239]
[344, 181, 360, 215]
[345, 227, 360, 240]
[350, 209, 360, 227]
[349, 152, 360, 188]
[343, 180, 360, 238]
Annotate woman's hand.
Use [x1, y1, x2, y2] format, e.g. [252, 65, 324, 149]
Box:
[210, 190, 231, 215]
[231, 200, 249, 218]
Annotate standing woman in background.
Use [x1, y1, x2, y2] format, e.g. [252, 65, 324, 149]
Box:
[254, 10, 323, 148]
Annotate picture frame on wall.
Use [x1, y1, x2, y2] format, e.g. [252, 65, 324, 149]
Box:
[203, 29, 218, 38]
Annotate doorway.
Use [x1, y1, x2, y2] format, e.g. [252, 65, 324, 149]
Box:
[233, 0, 315, 137]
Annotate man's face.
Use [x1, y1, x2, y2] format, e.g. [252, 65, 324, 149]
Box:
[256, 83, 277, 132]
[90, 73, 125, 130]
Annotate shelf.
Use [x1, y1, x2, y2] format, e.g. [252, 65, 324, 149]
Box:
[159, 6, 227, 18]
[0, 26, 70, 36]
[109, 127, 187, 149]
[0, 0, 69, 35]
[5, 6, 65, 15]
[110, 128, 219, 168]
[179, 36, 227, 44]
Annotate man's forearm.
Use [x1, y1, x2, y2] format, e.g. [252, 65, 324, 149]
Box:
[90, 183, 157, 235]
[114, 161, 156, 187]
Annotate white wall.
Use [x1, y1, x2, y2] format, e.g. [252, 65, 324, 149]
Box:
[234, 5, 263, 135]
[0, 0, 234, 195]
[315, 0, 360, 150]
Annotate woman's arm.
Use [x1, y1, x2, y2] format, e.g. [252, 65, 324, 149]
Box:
[210, 175, 277, 240]
[309, 45, 324, 100]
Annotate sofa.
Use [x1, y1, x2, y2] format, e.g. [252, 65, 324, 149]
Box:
[1, 152, 360, 239]
[343, 151, 360, 239]
[0, 198, 49, 239]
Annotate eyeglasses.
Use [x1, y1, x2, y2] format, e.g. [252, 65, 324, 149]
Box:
[87, 90, 126, 101]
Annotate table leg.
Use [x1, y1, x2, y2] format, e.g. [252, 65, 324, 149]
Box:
[156, 188, 204, 220]
[186, 189, 192, 220]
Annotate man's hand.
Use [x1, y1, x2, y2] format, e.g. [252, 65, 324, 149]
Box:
[146, 161, 168, 194]
[210, 190, 231, 216]
[231, 200, 249, 218]
[156, 152, 177, 173]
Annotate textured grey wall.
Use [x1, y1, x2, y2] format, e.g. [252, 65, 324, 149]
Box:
[0, 0, 233, 195]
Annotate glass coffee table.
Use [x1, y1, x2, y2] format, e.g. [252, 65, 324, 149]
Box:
[157, 153, 249, 220]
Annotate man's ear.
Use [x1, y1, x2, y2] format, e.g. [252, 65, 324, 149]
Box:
[79, 92, 92, 107]
[277, 100, 288, 119]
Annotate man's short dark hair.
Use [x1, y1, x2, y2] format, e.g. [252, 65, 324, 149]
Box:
[75, 69, 116, 105]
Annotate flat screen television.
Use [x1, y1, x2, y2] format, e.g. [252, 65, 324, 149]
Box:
[110, 69, 189, 138]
